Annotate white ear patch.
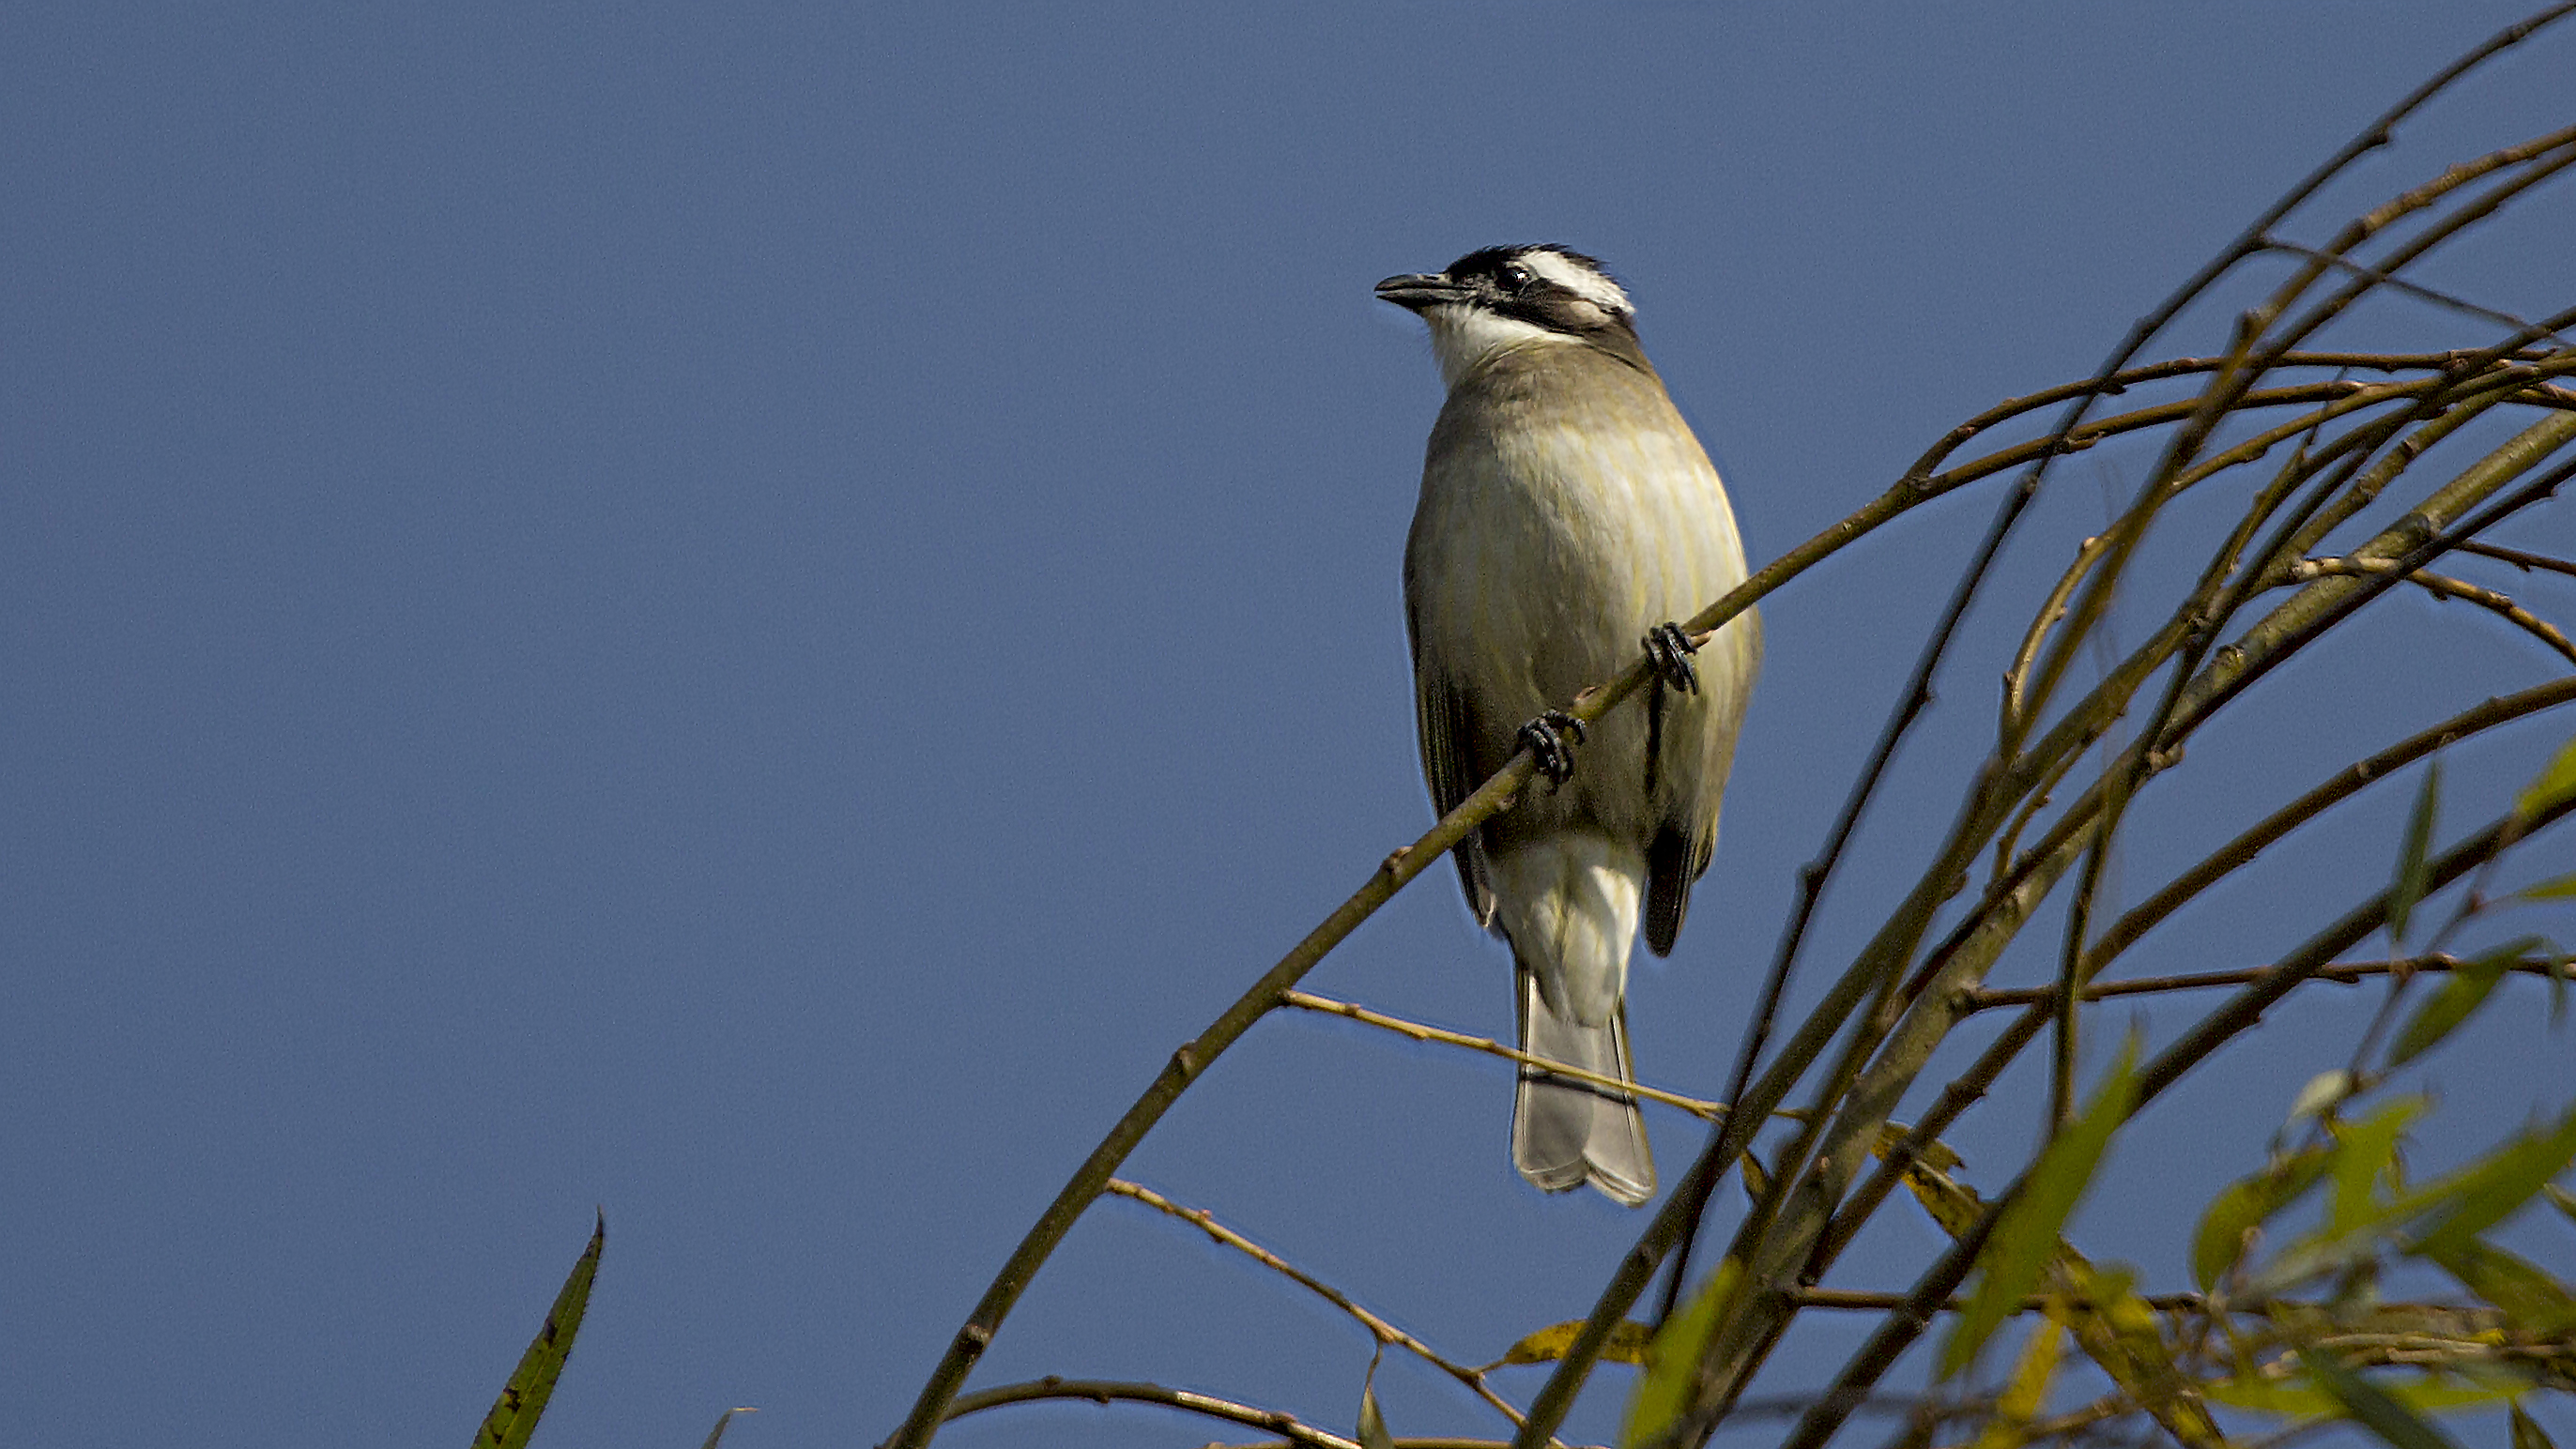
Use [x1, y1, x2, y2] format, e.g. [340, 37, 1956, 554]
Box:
[1519, 250, 1633, 317]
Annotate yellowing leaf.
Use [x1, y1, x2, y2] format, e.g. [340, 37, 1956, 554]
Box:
[1968, 1317, 2063, 1449]
[1495, 1318, 1656, 1367]
[1357, 1380, 1394, 1449]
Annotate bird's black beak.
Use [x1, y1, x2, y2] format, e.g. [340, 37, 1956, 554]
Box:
[1375, 272, 1465, 312]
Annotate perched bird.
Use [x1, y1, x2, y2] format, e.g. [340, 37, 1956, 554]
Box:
[1378, 245, 1760, 1206]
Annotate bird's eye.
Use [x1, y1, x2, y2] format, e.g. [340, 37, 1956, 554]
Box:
[1499, 264, 1534, 294]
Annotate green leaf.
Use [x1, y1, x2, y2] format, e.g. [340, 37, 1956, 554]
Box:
[2330, 1099, 2427, 1237]
[470, 1212, 606, 1449]
[2512, 1403, 2559, 1449]
[1939, 1033, 2138, 1380]
[2297, 1349, 2463, 1449]
[2422, 1238, 2576, 1337]
[2389, 760, 2443, 947]
[2192, 1146, 2331, 1290]
[1623, 1258, 1738, 1449]
[2388, 939, 2539, 1068]
[2514, 872, 2576, 902]
[698, 1408, 757, 1449]
[2411, 1104, 2576, 1258]
[2517, 736, 2576, 819]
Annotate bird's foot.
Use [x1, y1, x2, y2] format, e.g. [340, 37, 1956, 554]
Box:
[1517, 710, 1587, 791]
[1643, 621, 1701, 694]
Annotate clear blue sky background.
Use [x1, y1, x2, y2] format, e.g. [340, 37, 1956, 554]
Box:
[5, 6, 2572, 1448]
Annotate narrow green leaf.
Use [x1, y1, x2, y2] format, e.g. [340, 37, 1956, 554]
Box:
[2388, 939, 2539, 1068]
[1623, 1258, 1738, 1449]
[698, 1408, 757, 1449]
[2411, 1105, 2576, 1257]
[2388, 761, 2443, 947]
[2330, 1099, 2426, 1237]
[470, 1212, 606, 1449]
[2516, 737, 2576, 819]
[2298, 1349, 2463, 1449]
[2192, 1146, 2331, 1290]
[2515, 873, 2576, 903]
[1939, 1033, 2138, 1380]
[2423, 1238, 2576, 1337]
[2512, 1403, 2559, 1449]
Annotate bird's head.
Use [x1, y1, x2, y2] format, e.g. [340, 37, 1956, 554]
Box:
[1375, 244, 1638, 386]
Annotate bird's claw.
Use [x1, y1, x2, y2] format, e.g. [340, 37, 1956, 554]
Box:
[1644, 621, 1701, 694]
[1518, 710, 1586, 791]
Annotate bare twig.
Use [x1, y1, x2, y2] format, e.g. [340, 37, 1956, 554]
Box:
[1282, 992, 1725, 1121]
[2458, 539, 2576, 578]
[2287, 555, 2576, 664]
[1963, 953, 2571, 1010]
[1104, 1178, 1540, 1433]
[938, 1377, 1363, 1449]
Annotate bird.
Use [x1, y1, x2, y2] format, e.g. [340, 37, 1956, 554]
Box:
[1377, 245, 1760, 1206]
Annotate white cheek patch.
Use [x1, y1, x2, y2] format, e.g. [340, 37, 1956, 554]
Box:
[1518, 250, 1633, 317]
[1422, 304, 1573, 386]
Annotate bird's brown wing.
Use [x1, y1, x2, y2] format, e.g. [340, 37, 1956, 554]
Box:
[1415, 670, 1497, 928]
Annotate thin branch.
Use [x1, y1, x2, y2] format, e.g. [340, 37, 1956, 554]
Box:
[2286, 555, 2576, 664]
[2260, 236, 2575, 345]
[1103, 1178, 1539, 1433]
[1964, 953, 2570, 1010]
[2458, 539, 2576, 578]
[2084, 674, 2576, 970]
[1282, 992, 1725, 1121]
[937, 1377, 1362, 1449]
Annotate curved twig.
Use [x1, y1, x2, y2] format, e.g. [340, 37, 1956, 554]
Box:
[1103, 1178, 1541, 1433]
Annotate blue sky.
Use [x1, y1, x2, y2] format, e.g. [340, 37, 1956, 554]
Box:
[6, 6, 2572, 1448]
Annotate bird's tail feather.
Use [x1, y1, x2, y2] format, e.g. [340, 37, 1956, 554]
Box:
[1512, 956, 1653, 1206]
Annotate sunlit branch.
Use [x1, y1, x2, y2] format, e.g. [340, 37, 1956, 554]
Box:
[1282, 991, 1725, 1121]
